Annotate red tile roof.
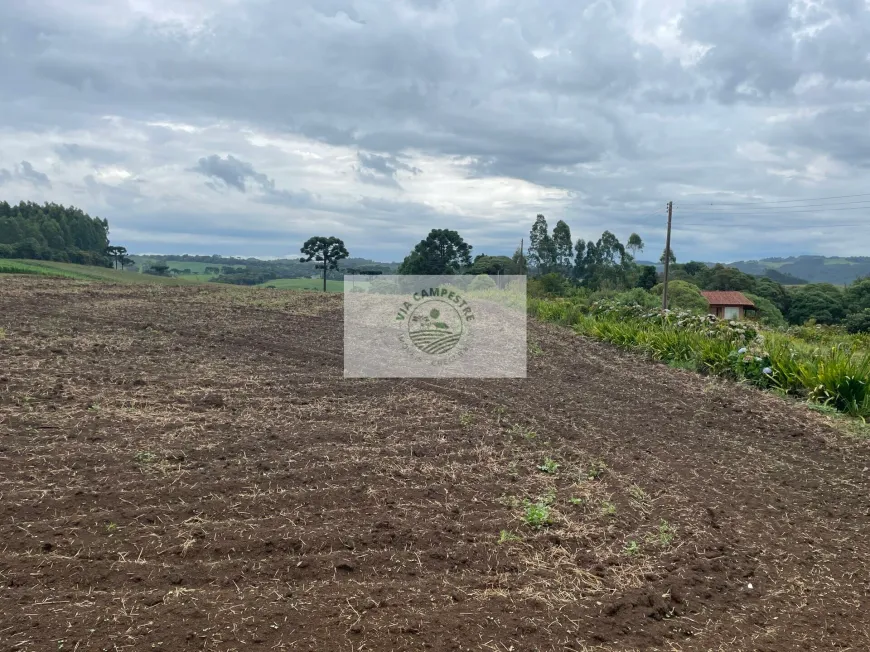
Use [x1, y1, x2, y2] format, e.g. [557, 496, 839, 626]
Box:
[700, 291, 756, 307]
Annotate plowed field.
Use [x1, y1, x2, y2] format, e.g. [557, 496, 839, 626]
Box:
[1, 278, 868, 651]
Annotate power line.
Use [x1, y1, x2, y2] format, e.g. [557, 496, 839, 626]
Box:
[676, 221, 865, 229]
[625, 207, 668, 220]
[669, 204, 870, 218]
[677, 192, 870, 207]
[674, 199, 870, 213]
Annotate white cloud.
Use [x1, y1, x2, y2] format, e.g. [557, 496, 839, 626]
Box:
[1, 0, 869, 261]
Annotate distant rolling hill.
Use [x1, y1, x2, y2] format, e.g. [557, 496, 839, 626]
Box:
[729, 256, 870, 286]
[637, 255, 868, 285]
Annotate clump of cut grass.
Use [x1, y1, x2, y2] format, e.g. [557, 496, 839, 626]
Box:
[459, 412, 475, 427]
[498, 530, 521, 544]
[654, 520, 676, 547]
[628, 484, 648, 502]
[134, 450, 158, 465]
[491, 405, 508, 427]
[586, 460, 607, 481]
[497, 494, 521, 508]
[509, 424, 537, 440]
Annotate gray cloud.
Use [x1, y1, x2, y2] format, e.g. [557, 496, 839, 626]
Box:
[356, 152, 422, 188]
[193, 154, 275, 193]
[193, 154, 317, 209]
[2, 0, 870, 259]
[257, 188, 315, 208]
[771, 107, 870, 169]
[83, 174, 144, 207]
[680, 0, 870, 103]
[14, 161, 52, 188]
[55, 143, 125, 164]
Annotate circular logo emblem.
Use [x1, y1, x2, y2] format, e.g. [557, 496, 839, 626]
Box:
[407, 299, 464, 355]
[395, 287, 475, 365]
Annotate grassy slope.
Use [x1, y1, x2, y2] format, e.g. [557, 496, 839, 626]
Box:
[1, 260, 197, 285]
[174, 273, 217, 283]
[0, 260, 76, 278]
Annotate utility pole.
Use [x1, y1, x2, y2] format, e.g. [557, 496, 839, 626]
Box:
[662, 201, 673, 312]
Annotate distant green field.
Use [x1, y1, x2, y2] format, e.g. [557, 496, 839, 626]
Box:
[259, 278, 345, 292]
[823, 258, 854, 266]
[130, 257, 246, 274]
[1, 260, 197, 285]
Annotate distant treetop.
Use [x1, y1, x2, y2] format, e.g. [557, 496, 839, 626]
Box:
[0, 200, 111, 266]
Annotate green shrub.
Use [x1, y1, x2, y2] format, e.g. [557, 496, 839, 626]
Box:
[650, 280, 709, 313]
[744, 292, 787, 328]
[692, 337, 734, 376]
[803, 346, 870, 417]
[843, 310, 870, 334]
[845, 279, 870, 314]
[787, 284, 847, 325]
[468, 274, 497, 291]
[614, 287, 659, 308]
[728, 346, 775, 388]
[528, 273, 571, 298]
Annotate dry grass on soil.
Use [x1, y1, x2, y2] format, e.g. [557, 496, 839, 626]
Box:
[1, 277, 869, 651]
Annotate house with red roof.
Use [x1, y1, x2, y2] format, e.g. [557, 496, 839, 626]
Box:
[700, 291, 756, 321]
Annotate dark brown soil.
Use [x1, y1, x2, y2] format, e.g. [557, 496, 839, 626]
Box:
[1, 278, 868, 651]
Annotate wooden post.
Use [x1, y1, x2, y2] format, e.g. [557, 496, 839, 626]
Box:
[662, 201, 673, 311]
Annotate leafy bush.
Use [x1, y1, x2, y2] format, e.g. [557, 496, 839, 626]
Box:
[650, 280, 708, 313]
[528, 274, 563, 297]
[845, 279, 870, 314]
[728, 345, 775, 388]
[843, 310, 870, 334]
[529, 297, 584, 326]
[613, 287, 659, 308]
[744, 292, 786, 328]
[787, 284, 847, 325]
[468, 274, 497, 291]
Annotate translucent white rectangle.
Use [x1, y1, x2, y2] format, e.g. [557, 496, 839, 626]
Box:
[344, 275, 527, 378]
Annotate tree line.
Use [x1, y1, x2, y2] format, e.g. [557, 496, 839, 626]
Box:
[301, 214, 869, 332]
[4, 199, 865, 332]
[0, 201, 118, 267]
[518, 214, 870, 332]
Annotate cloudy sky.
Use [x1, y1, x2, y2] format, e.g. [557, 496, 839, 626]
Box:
[1, 0, 869, 262]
